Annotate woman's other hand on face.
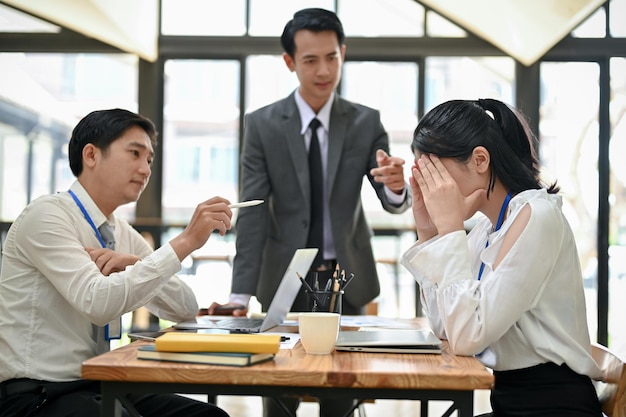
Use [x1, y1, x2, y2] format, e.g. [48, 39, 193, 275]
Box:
[414, 155, 466, 236]
[409, 165, 438, 241]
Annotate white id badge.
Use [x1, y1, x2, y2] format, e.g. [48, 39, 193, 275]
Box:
[105, 318, 122, 340]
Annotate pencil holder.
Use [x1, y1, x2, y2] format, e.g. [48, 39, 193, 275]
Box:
[305, 289, 344, 314]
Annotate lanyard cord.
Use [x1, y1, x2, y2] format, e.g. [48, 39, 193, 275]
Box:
[68, 189, 120, 340]
[477, 192, 513, 281]
[68, 189, 107, 249]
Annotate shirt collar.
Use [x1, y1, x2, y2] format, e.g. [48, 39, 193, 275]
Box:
[69, 180, 113, 228]
[295, 89, 334, 134]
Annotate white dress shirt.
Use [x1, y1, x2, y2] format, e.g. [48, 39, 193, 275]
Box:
[0, 181, 198, 382]
[401, 189, 602, 378]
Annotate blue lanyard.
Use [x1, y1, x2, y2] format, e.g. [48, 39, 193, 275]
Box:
[68, 189, 107, 249]
[68, 189, 120, 340]
[477, 192, 513, 281]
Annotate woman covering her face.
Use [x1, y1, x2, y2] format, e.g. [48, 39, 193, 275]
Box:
[401, 98, 603, 416]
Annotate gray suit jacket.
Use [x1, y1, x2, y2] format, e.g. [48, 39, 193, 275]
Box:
[232, 92, 411, 309]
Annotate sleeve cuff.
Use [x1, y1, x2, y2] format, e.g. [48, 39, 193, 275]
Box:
[384, 184, 407, 204]
[229, 293, 252, 307]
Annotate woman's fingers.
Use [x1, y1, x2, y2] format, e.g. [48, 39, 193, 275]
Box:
[416, 154, 456, 193]
[428, 154, 452, 182]
[416, 154, 443, 192]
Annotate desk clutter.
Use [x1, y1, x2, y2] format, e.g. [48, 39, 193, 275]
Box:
[298, 263, 354, 313]
[136, 332, 281, 367]
[84, 316, 492, 417]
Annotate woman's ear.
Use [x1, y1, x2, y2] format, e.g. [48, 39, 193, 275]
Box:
[472, 146, 490, 174]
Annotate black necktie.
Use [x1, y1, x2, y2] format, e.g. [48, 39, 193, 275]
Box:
[306, 118, 324, 267]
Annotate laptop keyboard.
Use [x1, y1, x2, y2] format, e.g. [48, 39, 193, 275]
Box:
[215, 317, 264, 331]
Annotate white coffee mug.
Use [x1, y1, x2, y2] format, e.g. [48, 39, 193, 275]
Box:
[298, 312, 340, 355]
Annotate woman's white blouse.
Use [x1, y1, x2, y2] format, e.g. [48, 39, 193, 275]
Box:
[401, 189, 602, 378]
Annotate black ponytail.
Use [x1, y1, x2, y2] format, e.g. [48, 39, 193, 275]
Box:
[412, 99, 559, 196]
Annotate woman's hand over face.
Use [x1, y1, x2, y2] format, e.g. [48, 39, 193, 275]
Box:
[409, 164, 437, 240]
[413, 154, 484, 236]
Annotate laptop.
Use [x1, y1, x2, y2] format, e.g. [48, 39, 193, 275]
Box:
[335, 329, 443, 354]
[174, 248, 318, 333]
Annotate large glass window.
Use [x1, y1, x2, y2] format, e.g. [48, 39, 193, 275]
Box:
[539, 62, 600, 340]
[609, 57, 626, 351]
[340, 61, 419, 317]
[424, 57, 515, 112]
[610, 0, 626, 37]
[341, 61, 418, 228]
[162, 59, 240, 223]
[245, 55, 299, 114]
[249, 0, 334, 36]
[572, 0, 626, 38]
[0, 53, 138, 221]
[339, 0, 424, 37]
[572, 5, 606, 38]
[161, 0, 246, 36]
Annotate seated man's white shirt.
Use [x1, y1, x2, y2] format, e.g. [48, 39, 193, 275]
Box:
[0, 181, 198, 382]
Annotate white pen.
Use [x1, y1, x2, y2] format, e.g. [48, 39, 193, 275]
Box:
[228, 200, 264, 208]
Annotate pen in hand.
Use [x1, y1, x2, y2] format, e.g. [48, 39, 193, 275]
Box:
[228, 200, 264, 209]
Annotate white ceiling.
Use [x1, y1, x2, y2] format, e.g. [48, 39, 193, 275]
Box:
[2, 0, 158, 61]
[2, 0, 606, 65]
[419, 0, 606, 66]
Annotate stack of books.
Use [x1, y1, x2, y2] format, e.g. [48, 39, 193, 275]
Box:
[137, 332, 281, 367]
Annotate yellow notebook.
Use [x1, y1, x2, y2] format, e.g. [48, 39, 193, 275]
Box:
[138, 345, 275, 366]
[154, 332, 281, 354]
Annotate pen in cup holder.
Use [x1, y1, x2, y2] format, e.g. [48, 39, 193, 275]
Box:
[297, 272, 322, 305]
[297, 266, 353, 313]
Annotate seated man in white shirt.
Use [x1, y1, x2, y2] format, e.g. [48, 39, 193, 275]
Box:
[0, 108, 232, 417]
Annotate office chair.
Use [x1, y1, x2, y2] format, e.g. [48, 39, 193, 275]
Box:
[592, 342, 626, 417]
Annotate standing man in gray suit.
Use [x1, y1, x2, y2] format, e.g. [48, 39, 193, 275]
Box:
[208, 7, 410, 417]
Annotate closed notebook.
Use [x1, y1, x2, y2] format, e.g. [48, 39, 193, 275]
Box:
[154, 332, 281, 354]
[137, 345, 274, 366]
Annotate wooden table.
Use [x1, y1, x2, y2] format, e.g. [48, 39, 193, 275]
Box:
[81, 318, 493, 417]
